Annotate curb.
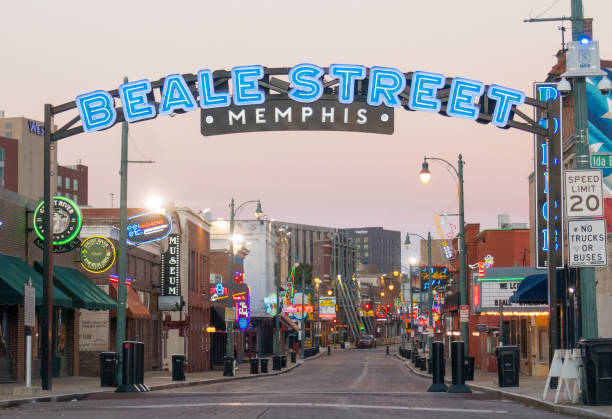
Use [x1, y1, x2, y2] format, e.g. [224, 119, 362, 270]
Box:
[395, 354, 612, 419]
[0, 356, 308, 410]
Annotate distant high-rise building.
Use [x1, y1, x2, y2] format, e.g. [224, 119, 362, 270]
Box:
[0, 116, 88, 205]
[342, 227, 401, 273]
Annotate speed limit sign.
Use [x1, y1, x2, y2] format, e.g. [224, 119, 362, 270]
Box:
[564, 169, 604, 218]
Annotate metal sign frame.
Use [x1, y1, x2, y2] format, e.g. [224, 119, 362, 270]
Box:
[39, 64, 553, 390]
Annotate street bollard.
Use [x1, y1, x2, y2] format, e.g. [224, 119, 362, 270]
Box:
[427, 342, 448, 392]
[327, 345, 331, 356]
[447, 341, 471, 393]
[386, 345, 390, 356]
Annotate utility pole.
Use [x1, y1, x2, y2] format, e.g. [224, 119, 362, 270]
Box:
[41, 104, 53, 390]
[300, 269, 305, 359]
[571, 0, 598, 339]
[116, 76, 129, 385]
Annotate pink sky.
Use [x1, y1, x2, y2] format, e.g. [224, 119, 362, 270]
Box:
[2, 0, 611, 264]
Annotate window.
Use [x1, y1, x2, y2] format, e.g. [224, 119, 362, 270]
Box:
[73, 194, 78, 202]
[520, 319, 528, 358]
[57, 175, 62, 188]
[65, 177, 70, 189]
[364, 237, 368, 243]
[73, 179, 78, 191]
[538, 329, 549, 362]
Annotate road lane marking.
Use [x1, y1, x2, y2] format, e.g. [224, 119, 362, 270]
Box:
[160, 391, 430, 395]
[107, 402, 507, 414]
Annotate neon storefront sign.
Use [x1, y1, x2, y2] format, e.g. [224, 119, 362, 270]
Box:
[282, 305, 313, 314]
[75, 64, 525, 134]
[469, 254, 494, 278]
[126, 211, 172, 245]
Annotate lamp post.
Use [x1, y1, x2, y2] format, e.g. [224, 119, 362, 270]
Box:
[419, 154, 468, 356]
[274, 226, 291, 357]
[406, 257, 418, 350]
[226, 198, 263, 375]
[405, 233, 432, 357]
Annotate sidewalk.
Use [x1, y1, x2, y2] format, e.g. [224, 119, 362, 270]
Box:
[0, 350, 326, 409]
[396, 353, 612, 419]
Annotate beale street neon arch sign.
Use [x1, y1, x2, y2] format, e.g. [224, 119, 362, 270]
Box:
[47, 63, 551, 141]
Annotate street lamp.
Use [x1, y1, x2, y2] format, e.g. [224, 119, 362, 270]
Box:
[225, 198, 263, 376]
[405, 233, 432, 358]
[419, 154, 468, 356]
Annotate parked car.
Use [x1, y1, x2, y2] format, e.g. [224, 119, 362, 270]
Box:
[357, 335, 376, 349]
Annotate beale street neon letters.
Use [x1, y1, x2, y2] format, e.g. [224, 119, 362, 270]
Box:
[75, 64, 526, 133]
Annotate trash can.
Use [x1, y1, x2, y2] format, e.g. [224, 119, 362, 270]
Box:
[172, 355, 186, 381]
[260, 358, 269, 373]
[495, 346, 519, 387]
[250, 358, 259, 374]
[281, 355, 287, 368]
[427, 358, 432, 374]
[464, 356, 475, 381]
[579, 338, 612, 405]
[273, 355, 281, 371]
[223, 356, 235, 376]
[100, 352, 117, 387]
[290, 351, 296, 363]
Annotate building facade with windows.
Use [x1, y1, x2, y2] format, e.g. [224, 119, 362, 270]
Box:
[56, 163, 88, 206]
[0, 117, 56, 201]
[0, 116, 88, 205]
[343, 227, 401, 274]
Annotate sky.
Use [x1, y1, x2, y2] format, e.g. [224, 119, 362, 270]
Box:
[2, 0, 612, 265]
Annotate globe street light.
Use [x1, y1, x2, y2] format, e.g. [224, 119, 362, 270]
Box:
[405, 233, 433, 358]
[225, 198, 263, 376]
[419, 155, 468, 356]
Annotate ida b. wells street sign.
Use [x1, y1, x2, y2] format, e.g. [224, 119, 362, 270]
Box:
[568, 219, 607, 267]
[564, 169, 604, 218]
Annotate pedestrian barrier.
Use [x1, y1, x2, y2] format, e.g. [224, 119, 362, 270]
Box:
[116, 341, 149, 392]
[427, 341, 448, 392]
[447, 340, 471, 393]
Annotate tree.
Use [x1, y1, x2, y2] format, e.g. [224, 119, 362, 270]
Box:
[293, 263, 313, 285]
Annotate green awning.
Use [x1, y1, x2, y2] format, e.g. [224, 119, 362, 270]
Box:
[0, 254, 72, 307]
[34, 262, 116, 311]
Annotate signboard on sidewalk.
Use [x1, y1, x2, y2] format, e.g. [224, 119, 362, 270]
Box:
[24, 279, 35, 327]
[459, 305, 469, 323]
[564, 169, 604, 218]
[568, 219, 608, 267]
[318, 296, 336, 320]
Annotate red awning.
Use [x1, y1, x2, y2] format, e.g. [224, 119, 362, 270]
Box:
[109, 282, 151, 319]
[280, 313, 300, 332]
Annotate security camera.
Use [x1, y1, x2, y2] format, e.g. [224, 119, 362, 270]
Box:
[598, 76, 611, 96]
[557, 77, 572, 97]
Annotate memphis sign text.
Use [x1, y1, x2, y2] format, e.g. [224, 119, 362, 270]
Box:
[74, 64, 526, 133]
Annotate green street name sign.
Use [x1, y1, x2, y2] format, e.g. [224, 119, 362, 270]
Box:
[590, 153, 612, 168]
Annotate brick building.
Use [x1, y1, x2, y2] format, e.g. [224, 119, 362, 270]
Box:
[0, 135, 18, 192]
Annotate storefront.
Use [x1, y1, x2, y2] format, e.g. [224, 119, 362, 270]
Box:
[0, 254, 73, 381]
[471, 267, 546, 374]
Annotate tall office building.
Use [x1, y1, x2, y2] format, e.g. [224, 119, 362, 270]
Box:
[342, 227, 401, 274]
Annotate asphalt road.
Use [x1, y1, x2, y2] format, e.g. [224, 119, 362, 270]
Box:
[3, 346, 570, 418]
